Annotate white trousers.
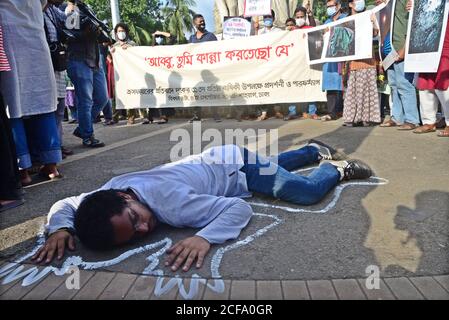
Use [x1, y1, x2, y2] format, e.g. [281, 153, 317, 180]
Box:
[418, 88, 449, 125]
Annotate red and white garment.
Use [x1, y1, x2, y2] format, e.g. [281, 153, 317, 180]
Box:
[0, 26, 11, 72]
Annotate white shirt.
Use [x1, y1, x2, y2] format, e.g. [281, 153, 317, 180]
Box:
[45, 145, 254, 244]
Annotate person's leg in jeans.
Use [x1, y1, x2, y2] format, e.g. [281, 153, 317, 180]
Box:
[67, 60, 95, 139]
[241, 147, 341, 205]
[395, 61, 419, 125]
[91, 66, 109, 125]
[387, 63, 404, 124]
[102, 99, 113, 123]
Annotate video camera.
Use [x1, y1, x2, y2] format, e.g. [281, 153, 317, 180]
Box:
[65, 0, 113, 43]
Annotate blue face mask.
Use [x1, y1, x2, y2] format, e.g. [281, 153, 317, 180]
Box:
[354, 0, 365, 12]
[264, 18, 273, 27]
[327, 6, 337, 17]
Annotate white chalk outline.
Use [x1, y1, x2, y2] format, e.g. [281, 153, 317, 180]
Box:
[0, 167, 388, 299]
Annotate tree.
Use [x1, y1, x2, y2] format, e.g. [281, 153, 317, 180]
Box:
[84, 0, 163, 45]
[160, 0, 197, 44]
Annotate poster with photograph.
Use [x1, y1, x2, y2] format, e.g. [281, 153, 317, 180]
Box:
[306, 9, 381, 65]
[243, 0, 271, 17]
[222, 16, 252, 39]
[404, 0, 449, 72]
[377, 0, 398, 70]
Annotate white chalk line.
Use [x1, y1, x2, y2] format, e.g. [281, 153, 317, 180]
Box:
[0, 167, 388, 299]
[0, 213, 282, 300]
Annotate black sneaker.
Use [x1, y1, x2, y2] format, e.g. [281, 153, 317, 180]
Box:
[82, 136, 105, 148]
[343, 160, 372, 180]
[188, 115, 201, 123]
[308, 139, 347, 161]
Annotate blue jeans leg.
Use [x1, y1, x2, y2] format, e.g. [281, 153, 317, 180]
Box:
[387, 65, 402, 123]
[92, 66, 109, 122]
[241, 147, 340, 205]
[55, 98, 65, 143]
[67, 60, 94, 139]
[102, 99, 113, 121]
[395, 61, 419, 125]
[308, 103, 317, 115]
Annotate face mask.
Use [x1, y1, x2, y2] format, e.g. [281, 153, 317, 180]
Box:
[155, 37, 163, 45]
[196, 23, 206, 31]
[117, 31, 126, 41]
[264, 18, 273, 27]
[295, 18, 306, 27]
[327, 6, 337, 17]
[354, 0, 365, 12]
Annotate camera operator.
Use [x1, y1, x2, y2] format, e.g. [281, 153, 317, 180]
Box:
[43, 0, 73, 158]
[65, 0, 108, 148]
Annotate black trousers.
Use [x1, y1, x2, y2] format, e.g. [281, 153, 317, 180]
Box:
[0, 91, 22, 199]
[326, 90, 343, 119]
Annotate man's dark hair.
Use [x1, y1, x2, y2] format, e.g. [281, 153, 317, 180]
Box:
[74, 189, 128, 250]
[193, 14, 204, 21]
[285, 18, 296, 25]
[263, 9, 275, 19]
[294, 6, 307, 16]
[114, 22, 129, 34]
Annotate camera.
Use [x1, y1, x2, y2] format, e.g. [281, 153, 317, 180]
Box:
[65, 0, 113, 43]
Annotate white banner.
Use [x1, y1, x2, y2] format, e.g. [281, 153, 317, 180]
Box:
[404, 0, 449, 73]
[222, 16, 252, 39]
[305, 9, 380, 65]
[243, 0, 271, 17]
[113, 30, 326, 110]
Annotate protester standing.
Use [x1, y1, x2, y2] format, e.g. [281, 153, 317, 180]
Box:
[65, 0, 107, 147]
[342, 0, 381, 126]
[188, 14, 221, 123]
[0, 23, 24, 212]
[0, 0, 62, 185]
[379, 0, 419, 130]
[321, 0, 348, 122]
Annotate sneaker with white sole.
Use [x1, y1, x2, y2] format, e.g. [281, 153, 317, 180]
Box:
[307, 139, 347, 161]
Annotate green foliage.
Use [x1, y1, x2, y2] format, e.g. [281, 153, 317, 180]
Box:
[160, 0, 197, 44]
[83, 0, 163, 45]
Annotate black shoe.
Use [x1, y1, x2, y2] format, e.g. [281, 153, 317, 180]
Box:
[308, 139, 347, 161]
[82, 136, 105, 148]
[73, 127, 82, 139]
[343, 160, 372, 180]
[189, 116, 201, 123]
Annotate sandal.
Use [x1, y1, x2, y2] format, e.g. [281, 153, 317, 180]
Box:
[397, 122, 417, 130]
[437, 126, 449, 137]
[413, 124, 436, 134]
[380, 119, 397, 127]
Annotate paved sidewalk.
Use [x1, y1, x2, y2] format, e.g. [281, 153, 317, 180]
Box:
[1, 261, 448, 300]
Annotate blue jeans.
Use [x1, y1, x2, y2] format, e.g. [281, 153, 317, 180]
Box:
[308, 103, 317, 115]
[67, 60, 108, 139]
[10, 112, 62, 169]
[102, 99, 113, 121]
[240, 146, 341, 205]
[387, 61, 419, 125]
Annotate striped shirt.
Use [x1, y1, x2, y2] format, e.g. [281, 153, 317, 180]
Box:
[0, 26, 11, 72]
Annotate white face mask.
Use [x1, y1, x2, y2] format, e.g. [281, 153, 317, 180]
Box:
[155, 37, 163, 45]
[295, 18, 306, 27]
[117, 31, 126, 41]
